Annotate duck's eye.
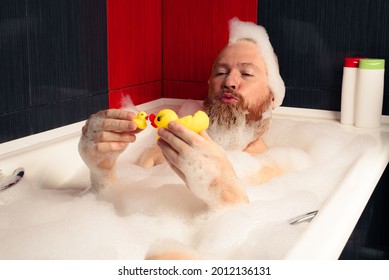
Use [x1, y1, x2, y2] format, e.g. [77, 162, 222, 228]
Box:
[157, 116, 161, 121]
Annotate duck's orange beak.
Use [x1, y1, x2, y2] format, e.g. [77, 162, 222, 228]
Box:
[149, 114, 157, 128]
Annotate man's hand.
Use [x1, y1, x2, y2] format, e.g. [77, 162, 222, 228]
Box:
[157, 121, 248, 207]
[78, 109, 142, 190]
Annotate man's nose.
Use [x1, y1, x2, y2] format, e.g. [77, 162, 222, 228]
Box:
[223, 71, 239, 90]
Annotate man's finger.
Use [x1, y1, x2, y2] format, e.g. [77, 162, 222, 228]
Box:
[99, 119, 138, 132]
[101, 109, 135, 120]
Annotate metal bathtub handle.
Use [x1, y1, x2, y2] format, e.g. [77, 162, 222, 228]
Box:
[289, 210, 319, 225]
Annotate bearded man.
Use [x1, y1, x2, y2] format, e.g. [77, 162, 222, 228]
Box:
[78, 18, 285, 208]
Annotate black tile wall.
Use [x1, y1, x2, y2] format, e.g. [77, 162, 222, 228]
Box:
[0, 0, 30, 115]
[0, 0, 108, 143]
[258, 0, 389, 113]
[30, 94, 108, 135]
[0, 109, 32, 142]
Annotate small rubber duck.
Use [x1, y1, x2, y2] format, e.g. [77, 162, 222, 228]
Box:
[149, 109, 209, 133]
[132, 111, 149, 129]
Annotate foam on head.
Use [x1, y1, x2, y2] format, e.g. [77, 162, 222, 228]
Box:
[228, 18, 285, 108]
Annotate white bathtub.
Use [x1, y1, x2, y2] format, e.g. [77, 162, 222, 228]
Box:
[1, 98, 388, 259]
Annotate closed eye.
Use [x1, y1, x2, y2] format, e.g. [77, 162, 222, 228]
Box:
[213, 65, 229, 77]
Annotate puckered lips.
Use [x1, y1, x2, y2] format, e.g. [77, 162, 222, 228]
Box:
[219, 92, 239, 104]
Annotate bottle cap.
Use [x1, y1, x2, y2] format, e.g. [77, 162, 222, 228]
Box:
[359, 59, 385, 70]
[344, 57, 362, 68]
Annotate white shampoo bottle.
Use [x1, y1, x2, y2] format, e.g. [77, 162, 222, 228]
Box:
[355, 59, 385, 128]
[340, 57, 361, 125]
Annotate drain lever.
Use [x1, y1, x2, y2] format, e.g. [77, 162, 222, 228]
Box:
[289, 210, 319, 225]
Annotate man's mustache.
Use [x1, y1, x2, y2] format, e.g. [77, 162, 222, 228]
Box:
[217, 86, 244, 102]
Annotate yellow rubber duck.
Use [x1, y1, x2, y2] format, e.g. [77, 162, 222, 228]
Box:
[132, 111, 148, 129]
[149, 109, 209, 133]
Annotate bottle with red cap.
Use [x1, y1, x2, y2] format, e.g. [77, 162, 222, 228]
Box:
[340, 57, 362, 125]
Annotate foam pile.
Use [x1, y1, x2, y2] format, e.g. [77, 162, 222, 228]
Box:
[0, 118, 375, 259]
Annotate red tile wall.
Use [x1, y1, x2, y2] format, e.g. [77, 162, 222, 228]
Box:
[163, 0, 258, 100]
[108, 82, 162, 108]
[107, 0, 162, 106]
[107, 0, 257, 107]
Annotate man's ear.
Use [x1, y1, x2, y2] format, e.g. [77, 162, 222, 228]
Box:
[270, 91, 275, 109]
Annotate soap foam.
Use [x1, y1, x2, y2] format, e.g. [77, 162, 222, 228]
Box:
[0, 118, 375, 259]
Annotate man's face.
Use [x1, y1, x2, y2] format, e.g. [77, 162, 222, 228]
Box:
[207, 41, 272, 113]
[204, 41, 274, 151]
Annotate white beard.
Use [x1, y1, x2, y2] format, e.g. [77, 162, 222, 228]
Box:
[206, 110, 269, 151]
[204, 89, 273, 151]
